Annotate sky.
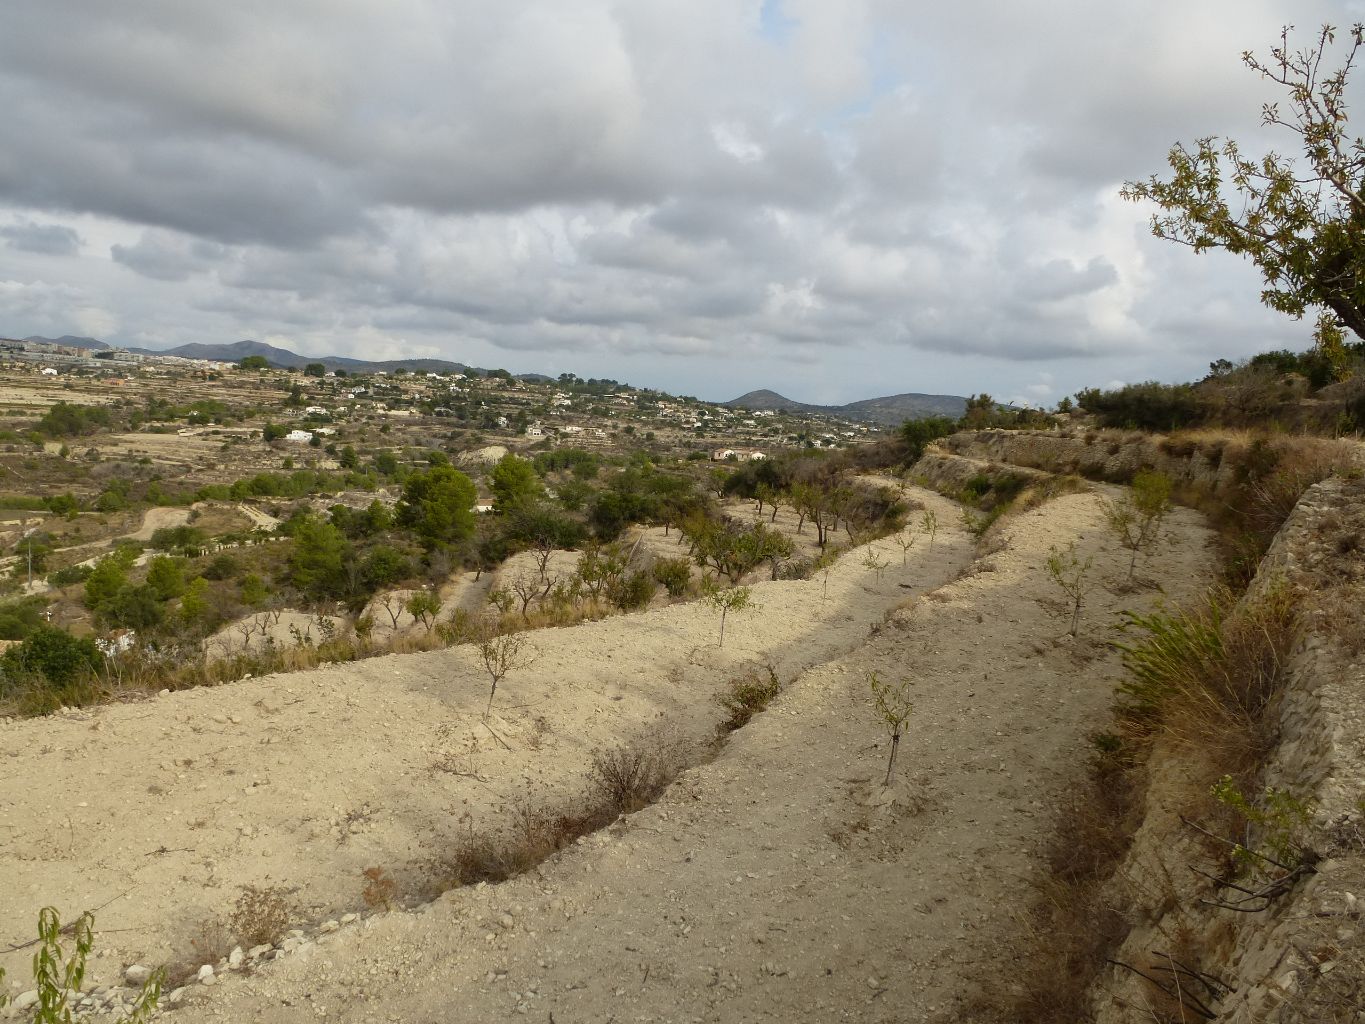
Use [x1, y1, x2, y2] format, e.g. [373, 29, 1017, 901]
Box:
[2, 1, 1363, 407]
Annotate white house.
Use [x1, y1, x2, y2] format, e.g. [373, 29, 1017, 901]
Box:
[525, 424, 544, 438]
[561, 424, 583, 435]
[40, 367, 58, 376]
[284, 429, 314, 443]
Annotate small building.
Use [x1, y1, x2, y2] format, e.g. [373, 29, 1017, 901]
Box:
[40, 366, 58, 376]
[525, 424, 544, 438]
[284, 429, 314, 443]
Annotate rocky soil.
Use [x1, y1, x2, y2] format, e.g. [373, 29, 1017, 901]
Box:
[1, 481, 1218, 1021]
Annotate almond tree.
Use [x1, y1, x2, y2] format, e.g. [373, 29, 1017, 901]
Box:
[1123, 24, 1365, 379]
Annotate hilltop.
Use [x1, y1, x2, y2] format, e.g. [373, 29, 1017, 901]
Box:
[726, 388, 966, 425]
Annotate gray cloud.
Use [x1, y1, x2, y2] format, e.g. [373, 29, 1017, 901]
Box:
[0, 0, 1355, 404]
[0, 219, 82, 255]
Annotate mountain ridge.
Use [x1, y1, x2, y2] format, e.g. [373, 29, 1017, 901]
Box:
[725, 388, 965, 426]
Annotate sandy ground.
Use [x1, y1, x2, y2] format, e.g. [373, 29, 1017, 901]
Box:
[0, 486, 984, 991]
[0, 478, 1219, 1021]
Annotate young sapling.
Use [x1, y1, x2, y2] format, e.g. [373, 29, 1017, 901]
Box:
[869, 671, 913, 785]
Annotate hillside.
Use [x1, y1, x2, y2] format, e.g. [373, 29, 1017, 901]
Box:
[726, 388, 966, 425]
[23, 334, 109, 350]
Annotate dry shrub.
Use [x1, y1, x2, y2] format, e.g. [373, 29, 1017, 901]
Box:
[431, 740, 682, 893]
[587, 743, 680, 815]
[715, 665, 781, 733]
[230, 885, 292, 947]
[361, 866, 397, 910]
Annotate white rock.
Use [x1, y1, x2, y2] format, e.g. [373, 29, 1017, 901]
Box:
[124, 964, 152, 985]
[228, 946, 244, 969]
[196, 964, 215, 984]
[14, 991, 39, 1011]
[248, 944, 273, 959]
[318, 920, 339, 934]
[167, 987, 188, 1005]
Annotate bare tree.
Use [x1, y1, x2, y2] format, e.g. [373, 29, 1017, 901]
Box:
[473, 620, 537, 718]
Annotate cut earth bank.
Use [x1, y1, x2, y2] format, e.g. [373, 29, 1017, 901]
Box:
[1, 480, 1217, 1022]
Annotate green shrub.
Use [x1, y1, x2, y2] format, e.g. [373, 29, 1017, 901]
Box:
[606, 570, 657, 611]
[0, 626, 101, 687]
[0, 596, 49, 640]
[46, 563, 93, 588]
[650, 557, 692, 597]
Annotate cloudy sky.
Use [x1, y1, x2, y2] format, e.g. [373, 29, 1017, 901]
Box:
[2, 1, 1362, 406]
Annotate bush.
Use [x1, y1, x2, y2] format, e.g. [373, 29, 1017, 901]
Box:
[44, 563, 91, 590]
[650, 556, 692, 597]
[0, 596, 49, 640]
[715, 665, 780, 732]
[0, 625, 101, 688]
[201, 553, 240, 580]
[1116, 584, 1299, 775]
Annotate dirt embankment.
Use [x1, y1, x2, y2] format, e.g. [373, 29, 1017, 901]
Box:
[1095, 473, 1365, 1023]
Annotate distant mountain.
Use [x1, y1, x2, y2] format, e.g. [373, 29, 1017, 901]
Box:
[726, 389, 966, 426]
[125, 339, 480, 375]
[24, 335, 109, 350]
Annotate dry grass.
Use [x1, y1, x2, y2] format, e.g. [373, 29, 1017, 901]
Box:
[969, 741, 1148, 1023]
[1115, 583, 1300, 783]
[428, 739, 684, 894]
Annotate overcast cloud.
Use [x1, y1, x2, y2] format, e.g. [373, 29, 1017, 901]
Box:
[0, 0, 1360, 405]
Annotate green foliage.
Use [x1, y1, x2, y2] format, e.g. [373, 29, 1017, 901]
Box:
[899, 416, 958, 461]
[239, 355, 269, 369]
[179, 576, 212, 627]
[1210, 776, 1316, 875]
[1122, 24, 1365, 367]
[0, 597, 49, 640]
[868, 670, 913, 785]
[1, 626, 101, 687]
[44, 493, 79, 517]
[98, 584, 165, 630]
[83, 555, 130, 610]
[700, 579, 753, 647]
[240, 572, 269, 608]
[406, 589, 443, 630]
[686, 519, 794, 583]
[36, 401, 114, 438]
[304, 362, 326, 377]
[289, 515, 352, 600]
[360, 545, 413, 590]
[1075, 381, 1205, 430]
[650, 556, 692, 597]
[605, 569, 657, 611]
[396, 466, 477, 549]
[1114, 585, 1299, 761]
[1045, 542, 1095, 636]
[533, 448, 600, 479]
[490, 453, 543, 514]
[0, 907, 161, 1024]
[202, 553, 240, 580]
[148, 525, 208, 555]
[1104, 470, 1173, 579]
[262, 422, 288, 442]
[145, 555, 187, 600]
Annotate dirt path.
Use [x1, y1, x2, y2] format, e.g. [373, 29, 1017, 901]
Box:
[138, 487, 1214, 1023]
[0, 488, 975, 994]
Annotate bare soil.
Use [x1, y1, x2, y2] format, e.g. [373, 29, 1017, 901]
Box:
[0, 484, 1217, 1022]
